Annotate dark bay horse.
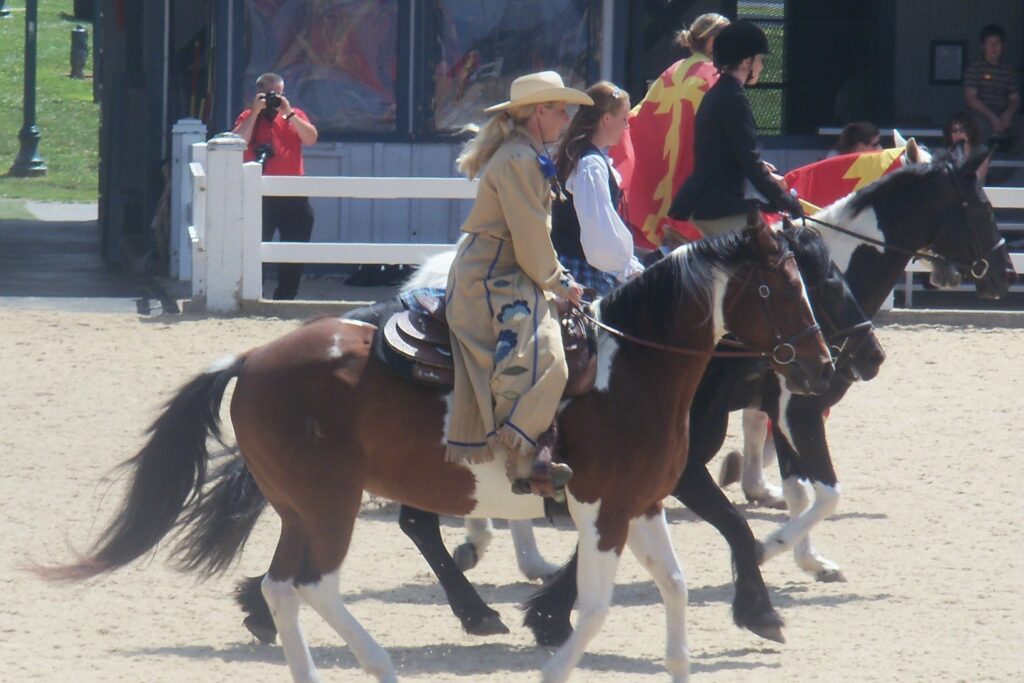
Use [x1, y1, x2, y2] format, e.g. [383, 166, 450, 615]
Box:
[517, 143, 1016, 648]
[41, 222, 833, 683]
[232, 219, 883, 645]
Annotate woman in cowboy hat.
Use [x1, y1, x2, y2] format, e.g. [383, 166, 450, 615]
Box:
[445, 71, 590, 499]
[669, 20, 803, 235]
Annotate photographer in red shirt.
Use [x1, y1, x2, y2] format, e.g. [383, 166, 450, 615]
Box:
[233, 72, 318, 300]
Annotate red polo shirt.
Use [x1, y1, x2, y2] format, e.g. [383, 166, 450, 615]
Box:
[234, 107, 310, 176]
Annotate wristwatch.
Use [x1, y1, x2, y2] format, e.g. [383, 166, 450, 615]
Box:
[283, 112, 295, 121]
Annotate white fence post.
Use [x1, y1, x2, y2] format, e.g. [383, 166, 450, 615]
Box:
[182, 142, 208, 281]
[188, 161, 207, 301]
[203, 133, 247, 313]
[240, 162, 263, 302]
[169, 118, 207, 280]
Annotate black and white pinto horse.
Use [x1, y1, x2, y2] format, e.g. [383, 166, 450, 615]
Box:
[512, 141, 1016, 646]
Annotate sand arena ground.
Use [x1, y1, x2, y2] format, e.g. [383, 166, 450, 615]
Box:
[2, 308, 1022, 682]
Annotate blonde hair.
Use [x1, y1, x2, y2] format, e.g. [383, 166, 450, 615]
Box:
[456, 104, 537, 179]
[676, 13, 729, 56]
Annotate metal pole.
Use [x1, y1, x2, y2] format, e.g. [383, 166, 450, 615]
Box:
[10, 0, 47, 177]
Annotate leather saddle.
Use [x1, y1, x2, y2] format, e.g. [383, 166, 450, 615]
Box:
[379, 289, 597, 398]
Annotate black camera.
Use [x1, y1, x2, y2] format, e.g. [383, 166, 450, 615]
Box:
[254, 143, 275, 166]
[262, 91, 282, 110]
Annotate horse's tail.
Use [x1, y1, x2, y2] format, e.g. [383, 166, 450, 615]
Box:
[37, 355, 247, 581]
[171, 452, 267, 577]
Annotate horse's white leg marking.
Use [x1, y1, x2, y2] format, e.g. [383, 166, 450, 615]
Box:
[740, 408, 784, 506]
[760, 389, 843, 575]
[261, 576, 320, 683]
[296, 570, 397, 683]
[626, 511, 690, 682]
[463, 517, 494, 557]
[542, 497, 620, 683]
[791, 481, 843, 578]
[509, 519, 559, 580]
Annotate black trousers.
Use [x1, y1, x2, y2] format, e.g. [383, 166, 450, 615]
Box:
[262, 196, 314, 300]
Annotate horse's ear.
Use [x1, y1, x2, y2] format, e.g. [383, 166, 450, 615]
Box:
[893, 128, 907, 147]
[904, 137, 920, 164]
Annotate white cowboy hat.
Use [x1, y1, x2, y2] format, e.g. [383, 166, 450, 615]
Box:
[484, 71, 594, 113]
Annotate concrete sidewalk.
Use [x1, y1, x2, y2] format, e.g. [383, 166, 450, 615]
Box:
[0, 215, 173, 315]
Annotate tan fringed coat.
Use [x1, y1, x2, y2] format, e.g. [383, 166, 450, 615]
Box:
[445, 131, 576, 464]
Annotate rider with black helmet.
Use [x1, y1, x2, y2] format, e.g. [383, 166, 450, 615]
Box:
[669, 20, 803, 235]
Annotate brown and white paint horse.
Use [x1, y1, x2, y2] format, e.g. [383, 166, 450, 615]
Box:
[41, 221, 832, 683]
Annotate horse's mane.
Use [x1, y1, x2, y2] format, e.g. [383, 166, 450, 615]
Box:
[600, 230, 753, 338]
[846, 161, 943, 217]
[786, 223, 830, 284]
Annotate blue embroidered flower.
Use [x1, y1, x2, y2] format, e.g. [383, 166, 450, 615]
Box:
[497, 299, 531, 324]
[494, 329, 518, 365]
[537, 154, 557, 180]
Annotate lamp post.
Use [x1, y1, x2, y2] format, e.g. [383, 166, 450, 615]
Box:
[10, 0, 47, 177]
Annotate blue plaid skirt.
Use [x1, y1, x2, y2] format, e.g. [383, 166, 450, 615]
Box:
[557, 254, 619, 297]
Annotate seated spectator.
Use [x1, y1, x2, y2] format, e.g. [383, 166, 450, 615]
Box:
[963, 24, 1021, 151]
[943, 111, 989, 183]
[826, 121, 881, 158]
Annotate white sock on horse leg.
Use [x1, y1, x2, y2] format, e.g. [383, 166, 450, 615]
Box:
[262, 576, 320, 683]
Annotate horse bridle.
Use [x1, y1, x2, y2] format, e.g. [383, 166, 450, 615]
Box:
[798, 163, 1004, 281]
[803, 276, 875, 369]
[580, 250, 821, 366]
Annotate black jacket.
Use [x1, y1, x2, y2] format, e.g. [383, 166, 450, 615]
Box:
[669, 75, 801, 220]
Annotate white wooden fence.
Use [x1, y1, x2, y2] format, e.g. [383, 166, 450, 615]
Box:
[184, 132, 1023, 313]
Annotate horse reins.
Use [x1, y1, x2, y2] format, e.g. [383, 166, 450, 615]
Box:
[797, 163, 1004, 281]
[577, 252, 821, 365]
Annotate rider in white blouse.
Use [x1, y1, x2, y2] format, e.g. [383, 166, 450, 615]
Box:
[565, 151, 644, 279]
[552, 82, 644, 294]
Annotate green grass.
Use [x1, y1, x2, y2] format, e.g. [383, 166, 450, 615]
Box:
[0, 0, 98, 202]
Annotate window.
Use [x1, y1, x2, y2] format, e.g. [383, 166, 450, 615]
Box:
[739, 1, 787, 135]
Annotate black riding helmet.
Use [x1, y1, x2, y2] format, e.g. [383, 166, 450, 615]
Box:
[713, 20, 770, 69]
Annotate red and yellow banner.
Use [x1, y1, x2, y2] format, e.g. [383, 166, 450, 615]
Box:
[610, 55, 719, 249]
[784, 147, 906, 214]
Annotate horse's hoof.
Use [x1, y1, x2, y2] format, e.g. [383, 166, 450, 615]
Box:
[754, 540, 766, 565]
[243, 615, 278, 644]
[464, 612, 510, 636]
[747, 622, 786, 644]
[453, 543, 479, 572]
[718, 450, 742, 487]
[744, 490, 788, 510]
[525, 612, 573, 646]
[815, 569, 847, 583]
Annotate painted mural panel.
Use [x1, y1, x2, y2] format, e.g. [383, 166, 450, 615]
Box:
[243, 0, 399, 134]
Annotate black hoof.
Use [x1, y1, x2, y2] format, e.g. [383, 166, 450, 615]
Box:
[815, 569, 847, 583]
[718, 450, 742, 487]
[735, 601, 785, 644]
[463, 611, 510, 636]
[452, 543, 480, 572]
[747, 621, 786, 644]
[525, 612, 573, 646]
[243, 615, 278, 644]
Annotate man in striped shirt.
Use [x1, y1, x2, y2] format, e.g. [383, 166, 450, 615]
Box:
[963, 23, 1021, 149]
